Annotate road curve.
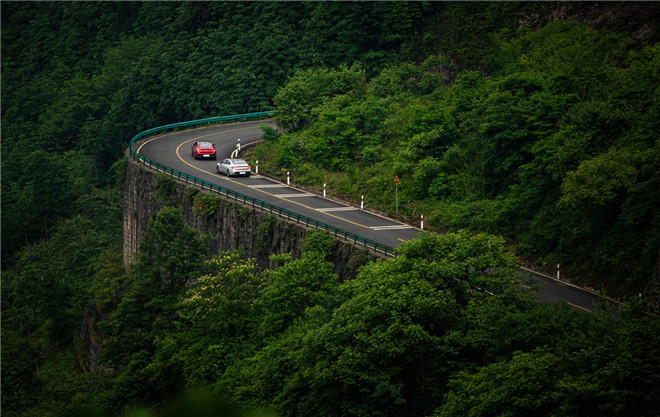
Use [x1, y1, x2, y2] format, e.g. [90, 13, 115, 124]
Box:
[137, 120, 617, 313]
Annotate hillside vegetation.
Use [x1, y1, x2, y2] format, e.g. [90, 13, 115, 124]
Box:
[255, 19, 660, 296]
[2, 2, 659, 417]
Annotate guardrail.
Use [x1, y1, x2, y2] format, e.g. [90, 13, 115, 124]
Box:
[129, 112, 275, 157]
[128, 112, 396, 257]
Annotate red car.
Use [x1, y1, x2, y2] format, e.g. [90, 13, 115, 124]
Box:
[191, 141, 216, 160]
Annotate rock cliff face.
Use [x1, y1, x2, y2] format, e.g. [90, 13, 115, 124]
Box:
[79, 160, 376, 372]
[122, 159, 377, 278]
[77, 304, 108, 373]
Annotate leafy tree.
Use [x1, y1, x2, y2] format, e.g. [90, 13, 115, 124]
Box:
[244, 231, 521, 417]
[2, 151, 73, 256]
[437, 351, 560, 417]
[259, 247, 341, 338]
[136, 206, 210, 293]
[434, 303, 660, 417]
[1, 182, 122, 416]
[273, 64, 366, 131]
[159, 251, 263, 388]
[102, 207, 209, 406]
[0, 331, 42, 416]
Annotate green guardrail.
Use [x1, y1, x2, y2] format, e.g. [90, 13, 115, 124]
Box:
[129, 112, 396, 257]
[129, 112, 275, 157]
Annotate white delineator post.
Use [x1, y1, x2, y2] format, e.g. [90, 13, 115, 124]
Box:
[237, 138, 241, 151]
[421, 215, 424, 230]
[323, 183, 326, 198]
[287, 171, 290, 185]
[361, 195, 364, 209]
[557, 264, 560, 280]
[255, 160, 259, 174]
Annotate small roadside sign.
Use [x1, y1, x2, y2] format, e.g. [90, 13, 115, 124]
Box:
[394, 176, 400, 214]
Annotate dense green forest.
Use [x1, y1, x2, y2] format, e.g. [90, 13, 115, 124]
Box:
[255, 15, 660, 296]
[2, 2, 659, 417]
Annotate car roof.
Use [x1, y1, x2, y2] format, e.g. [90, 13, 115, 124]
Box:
[198, 141, 214, 147]
[229, 159, 247, 164]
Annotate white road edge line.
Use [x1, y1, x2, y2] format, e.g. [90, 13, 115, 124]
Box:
[317, 207, 359, 212]
[370, 225, 414, 231]
[276, 193, 314, 198]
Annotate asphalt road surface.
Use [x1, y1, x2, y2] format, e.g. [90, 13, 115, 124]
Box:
[137, 120, 619, 313]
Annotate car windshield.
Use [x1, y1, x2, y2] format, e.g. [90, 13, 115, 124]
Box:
[230, 159, 247, 165]
[198, 142, 213, 148]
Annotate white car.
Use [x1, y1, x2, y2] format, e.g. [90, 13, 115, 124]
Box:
[216, 158, 251, 177]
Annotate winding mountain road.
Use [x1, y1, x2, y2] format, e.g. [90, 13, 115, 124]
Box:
[137, 120, 618, 313]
